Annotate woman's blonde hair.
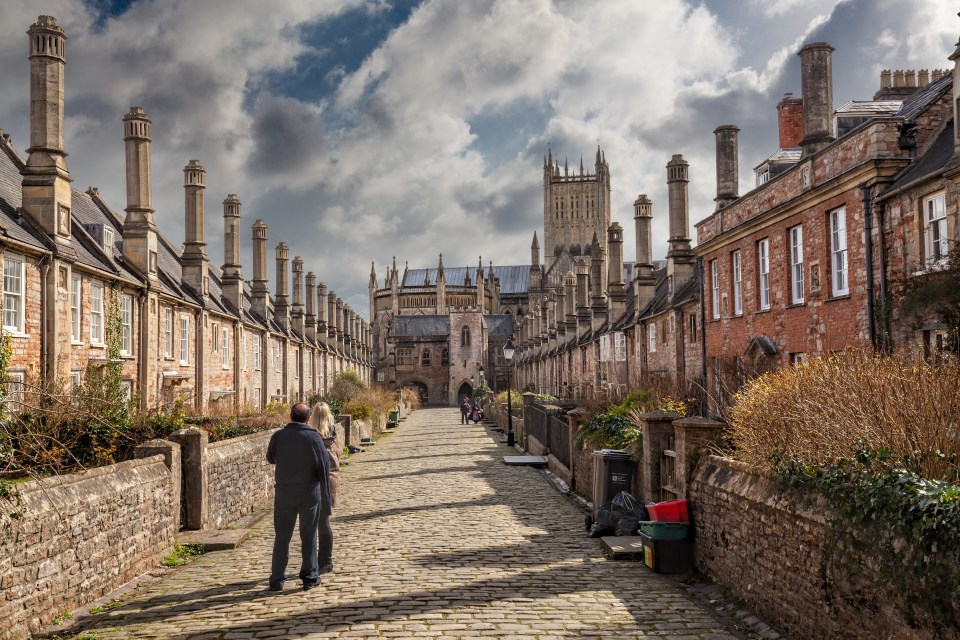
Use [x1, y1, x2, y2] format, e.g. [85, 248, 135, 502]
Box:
[308, 402, 335, 438]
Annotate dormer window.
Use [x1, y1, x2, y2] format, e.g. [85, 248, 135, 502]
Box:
[103, 227, 114, 254]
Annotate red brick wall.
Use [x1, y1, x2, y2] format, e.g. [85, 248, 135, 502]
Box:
[777, 97, 803, 149]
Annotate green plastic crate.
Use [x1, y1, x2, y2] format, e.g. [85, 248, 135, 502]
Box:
[637, 521, 689, 540]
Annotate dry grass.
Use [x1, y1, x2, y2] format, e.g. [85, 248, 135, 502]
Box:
[729, 349, 960, 480]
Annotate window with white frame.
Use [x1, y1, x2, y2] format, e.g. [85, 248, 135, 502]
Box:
[70, 371, 81, 394]
[790, 225, 804, 304]
[90, 281, 104, 344]
[2, 255, 25, 333]
[120, 379, 132, 402]
[212, 322, 219, 353]
[70, 274, 81, 341]
[253, 387, 261, 409]
[710, 260, 719, 319]
[120, 294, 133, 355]
[758, 239, 770, 310]
[164, 308, 173, 357]
[614, 332, 626, 362]
[649, 322, 657, 353]
[253, 334, 261, 371]
[103, 227, 114, 254]
[924, 192, 947, 266]
[179, 315, 190, 363]
[221, 327, 229, 369]
[732, 250, 742, 315]
[830, 207, 848, 295]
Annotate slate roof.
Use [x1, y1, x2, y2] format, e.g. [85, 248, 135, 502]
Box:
[394, 315, 450, 337]
[0, 140, 53, 251]
[402, 265, 530, 294]
[486, 314, 514, 336]
[884, 120, 955, 193]
[896, 73, 953, 121]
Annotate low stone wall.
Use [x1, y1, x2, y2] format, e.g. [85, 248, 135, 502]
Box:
[690, 455, 937, 640]
[206, 430, 277, 529]
[0, 456, 176, 640]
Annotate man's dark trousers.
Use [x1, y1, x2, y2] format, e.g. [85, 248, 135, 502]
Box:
[270, 490, 321, 588]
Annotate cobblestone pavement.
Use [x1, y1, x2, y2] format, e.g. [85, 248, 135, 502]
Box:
[75, 408, 741, 639]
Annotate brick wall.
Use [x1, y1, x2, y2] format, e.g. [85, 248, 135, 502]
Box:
[205, 429, 276, 530]
[690, 455, 937, 640]
[0, 456, 175, 640]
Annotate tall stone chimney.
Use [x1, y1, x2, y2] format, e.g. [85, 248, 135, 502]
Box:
[23, 16, 72, 244]
[291, 256, 304, 335]
[251, 220, 269, 320]
[948, 34, 960, 170]
[633, 195, 657, 313]
[327, 291, 337, 347]
[666, 154, 696, 294]
[305, 272, 316, 341]
[798, 42, 835, 158]
[714, 125, 739, 210]
[777, 94, 804, 148]
[182, 160, 208, 295]
[274, 242, 289, 329]
[564, 271, 577, 332]
[121, 106, 157, 279]
[335, 298, 345, 352]
[221, 194, 242, 310]
[317, 282, 328, 345]
[607, 223, 626, 317]
[576, 257, 591, 332]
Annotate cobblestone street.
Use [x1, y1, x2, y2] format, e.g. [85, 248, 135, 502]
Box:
[77, 408, 740, 639]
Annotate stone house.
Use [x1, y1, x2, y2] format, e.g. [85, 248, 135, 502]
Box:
[693, 41, 959, 413]
[0, 16, 372, 414]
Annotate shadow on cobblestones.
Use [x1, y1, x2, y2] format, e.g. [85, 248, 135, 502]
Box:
[357, 465, 482, 482]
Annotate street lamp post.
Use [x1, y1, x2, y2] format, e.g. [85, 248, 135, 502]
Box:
[503, 339, 515, 447]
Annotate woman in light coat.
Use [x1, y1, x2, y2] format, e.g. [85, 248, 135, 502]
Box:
[308, 402, 340, 574]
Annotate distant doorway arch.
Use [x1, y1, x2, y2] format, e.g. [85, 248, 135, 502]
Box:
[456, 382, 473, 405]
[405, 381, 428, 404]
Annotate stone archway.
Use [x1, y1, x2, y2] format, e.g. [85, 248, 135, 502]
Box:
[405, 381, 429, 405]
[456, 382, 473, 406]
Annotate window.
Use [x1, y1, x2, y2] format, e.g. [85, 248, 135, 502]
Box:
[790, 352, 806, 365]
[164, 308, 173, 357]
[253, 334, 261, 371]
[240, 328, 246, 371]
[461, 326, 471, 347]
[212, 322, 219, 353]
[421, 350, 431, 367]
[120, 294, 133, 355]
[710, 260, 719, 319]
[2, 255, 25, 333]
[179, 315, 190, 363]
[758, 239, 770, 310]
[732, 251, 742, 315]
[70, 275, 81, 341]
[614, 332, 626, 362]
[830, 208, 848, 295]
[689, 313, 698, 343]
[103, 227, 114, 254]
[441, 348, 449, 366]
[253, 387, 261, 409]
[90, 282, 104, 344]
[599, 334, 610, 362]
[649, 323, 657, 353]
[5, 371, 24, 414]
[70, 371, 81, 394]
[221, 327, 229, 369]
[295, 349, 301, 378]
[924, 192, 947, 266]
[397, 348, 413, 366]
[790, 225, 804, 304]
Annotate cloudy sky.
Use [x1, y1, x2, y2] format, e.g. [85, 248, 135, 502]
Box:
[0, 0, 957, 316]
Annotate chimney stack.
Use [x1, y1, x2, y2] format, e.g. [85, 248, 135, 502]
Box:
[317, 282, 328, 346]
[274, 242, 289, 329]
[305, 272, 316, 341]
[607, 223, 626, 318]
[23, 16, 73, 244]
[327, 291, 337, 347]
[947, 33, 960, 173]
[632, 195, 657, 315]
[182, 160, 208, 295]
[714, 125, 740, 209]
[221, 194, 242, 310]
[251, 220, 269, 319]
[121, 106, 158, 279]
[776, 94, 804, 149]
[666, 155, 695, 293]
[798, 42, 835, 158]
[291, 256, 304, 335]
[564, 271, 577, 332]
[576, 258, 592, 332]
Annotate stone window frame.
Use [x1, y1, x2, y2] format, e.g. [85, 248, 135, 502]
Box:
[2, 253, 26, 335]
[649, 322, 657, 353]
[461, 326, 471, 347]
[830, 207, 848, 296]
[421, 349, 431, 367]
[441, 348, 449, 366]
[221, 326, 229, 370]
[5, 370, 25, 414]
[212, 322, 220, 353]
[923, 191, 947, 267]
[397, 348, 414, 366]
[731, 250, 743, 316]
[90, 280, 105, 345]
[252, 334, 261, 371]
[179, 314, 190, 364]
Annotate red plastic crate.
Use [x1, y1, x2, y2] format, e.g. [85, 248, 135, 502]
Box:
[646, 499, 689, 523]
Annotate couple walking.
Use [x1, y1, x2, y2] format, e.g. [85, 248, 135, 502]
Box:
[266, 402, 341, 591]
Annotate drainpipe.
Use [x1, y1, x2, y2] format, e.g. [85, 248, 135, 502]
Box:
[859, 183, 876, 347]
[137, 282, 150, 411]
[697, 256, 707, 416]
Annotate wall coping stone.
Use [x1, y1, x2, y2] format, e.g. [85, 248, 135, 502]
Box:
[207, 427, 279, 452]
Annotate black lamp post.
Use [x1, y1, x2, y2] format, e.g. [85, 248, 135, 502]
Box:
[503, 339, 515, 447]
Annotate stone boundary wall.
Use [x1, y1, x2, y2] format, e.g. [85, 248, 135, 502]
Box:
[206, 430, 277, 529]
[690, 455, 935, 640]
[0, 456, 175, 640]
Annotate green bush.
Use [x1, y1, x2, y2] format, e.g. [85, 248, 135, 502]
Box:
[578, 412, 640, 450]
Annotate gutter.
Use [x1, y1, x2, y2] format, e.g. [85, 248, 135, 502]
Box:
[860, 183, 876, 347]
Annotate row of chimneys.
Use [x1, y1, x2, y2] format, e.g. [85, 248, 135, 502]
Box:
[21, 16, 369, 356]
[880, 68, 950, 88]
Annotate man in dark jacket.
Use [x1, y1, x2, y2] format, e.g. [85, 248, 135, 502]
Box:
[460, 397, 471, 424]
[266, 402, 331, 591]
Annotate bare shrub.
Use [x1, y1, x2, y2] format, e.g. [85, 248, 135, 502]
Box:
[729, 348, 960, 480]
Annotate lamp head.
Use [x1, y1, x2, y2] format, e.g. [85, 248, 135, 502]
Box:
[503, 339, 515, 361]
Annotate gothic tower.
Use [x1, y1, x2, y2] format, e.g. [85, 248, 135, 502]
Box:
[542, 146, 611, 280]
